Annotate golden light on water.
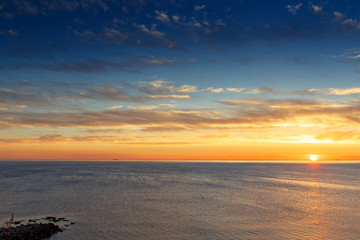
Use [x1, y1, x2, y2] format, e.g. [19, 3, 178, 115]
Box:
[309, 155, 319, 161]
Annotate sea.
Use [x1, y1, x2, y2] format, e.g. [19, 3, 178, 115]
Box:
[0, 161, 359, 240]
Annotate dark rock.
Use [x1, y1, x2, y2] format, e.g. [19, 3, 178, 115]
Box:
[0, 220, 71, 240]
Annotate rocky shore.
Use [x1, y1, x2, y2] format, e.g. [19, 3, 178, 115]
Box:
[0, 217, 74, 240]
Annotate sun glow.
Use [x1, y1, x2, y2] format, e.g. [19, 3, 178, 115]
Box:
[309, 154, 318, 161]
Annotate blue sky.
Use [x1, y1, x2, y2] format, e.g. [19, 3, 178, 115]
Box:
[2, 0, 360, 160]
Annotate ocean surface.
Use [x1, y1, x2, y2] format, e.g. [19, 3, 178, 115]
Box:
[0, 161, 359, 240]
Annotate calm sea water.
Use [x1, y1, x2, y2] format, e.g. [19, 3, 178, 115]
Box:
[0, 161, 359, 239]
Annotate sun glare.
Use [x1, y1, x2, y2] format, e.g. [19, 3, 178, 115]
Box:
[309, 154, 318, 161]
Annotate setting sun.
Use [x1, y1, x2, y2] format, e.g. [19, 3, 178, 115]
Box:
[309, 155, 319, 161]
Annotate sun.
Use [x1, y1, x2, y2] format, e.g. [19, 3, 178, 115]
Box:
[309, 154, 318, 161]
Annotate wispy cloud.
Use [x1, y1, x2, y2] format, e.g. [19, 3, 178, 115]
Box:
[286, 3, 303, 14]
[2, 55, 179, 73]
[246, 88, 276, 94]
[203, 87, 224, 93]
[311, 5, 322, 13]
[0, 29, 18, 36]
[154, 10, 170, 23]
[127, 104, 174, 110]
[327, 88, 360, 95]
[137, 24, 165, 38]
[106, 105, 123, 110]
[294, 87, 360, 96]
[194, 5, 206, 11]
[334, 11, 345, 21]
[138, 80, 198, 95]
[226, 88, 245, 93]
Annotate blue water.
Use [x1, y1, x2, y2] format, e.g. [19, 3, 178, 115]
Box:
[0, 161, 359, 239]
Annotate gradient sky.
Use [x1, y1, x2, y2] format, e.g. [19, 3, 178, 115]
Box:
[1, 0, 360, 160]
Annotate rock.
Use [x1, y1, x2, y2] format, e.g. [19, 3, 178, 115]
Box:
[0, 217, 74, 240]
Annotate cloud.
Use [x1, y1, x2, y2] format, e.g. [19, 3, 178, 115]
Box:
[0, 0, 109, 19]
[2, 55, 179, 73]
[286, 3, 303, 14]
[148, 58, 175, 65]
[148, 94, 190, 100]
[141, 126, 187, 132]
[0, 29, 18, 36]
[80, 86, 153, 102]
[334, 11, 344, 21]
[154, 10, 170, 23]
[293, 87, 360, 96]
[327, 88, 360, 95]
[172, 15, 180, 22]
[138, 80, 198, 95]
[127, 104, 175, 110]
[246, 88, 276, 94]
[341, 18, 360, 30]
[292, 89, 320, 95]
[315, 131, 360, 142]
[194, 5, 206, 11]
[193, 22, 201, 28]
[3, 96, 360, 132]
[226, 88, 245, 93]
[137, 24, 165, 38]
[103, 27, 128, 42]
[0, 87, 47, 105]
[106, 105, 123, 110]
[3, 95, 360, 145]
[335, 48, 360, 60]
[219, 98, 325, 109]
[203, 87, 224, 93]
[311, 5, 322, 13]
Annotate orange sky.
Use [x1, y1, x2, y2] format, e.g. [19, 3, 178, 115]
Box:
[0, 140, 359, 161]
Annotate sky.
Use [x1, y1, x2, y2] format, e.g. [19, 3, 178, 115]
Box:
[1, 0, 360, 161]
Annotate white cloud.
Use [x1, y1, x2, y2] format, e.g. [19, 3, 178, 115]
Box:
[140, 80, 198, 94]
[327, 88, 360, 95]
[246, 88, 275, 94]
[311, 5, 322, 13]
[137, 24, 165, 38]
[148, 58, 175, 65]
[334, 11, 344, 21]
[15, 105, 27, 109]
[334, 48, 360, 59]
[172, 15, 180, 22]
[226, 88, 245, 93]
[154, 10, 170, 23]
[0, 29, 18, 36]
[193, 22, 201, 28]
[106, 105, 123, 110]
[194, 5, 206, 11]
[294, 87, 360, 96]
[149, 95, 191, 99]
[128, 104, 175, 110]
[203, 87, 224, 93]
[176, 85, 198, 93]
[286, 3, 303, 14]
[341, 18, 360, 29]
